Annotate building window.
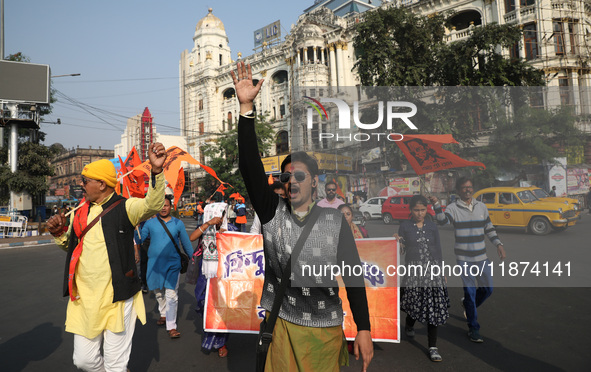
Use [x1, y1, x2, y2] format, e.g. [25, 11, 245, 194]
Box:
[553, 21, 565, 55]
[559, 77, 571, 106]
[199, 122, 204, 135]
[276, 131, 289, 155]
[199, 148, 205, 165]
[227, 112, 233, 131]
[219, 54, 223, 66]
[509, 41, 519, 60]
[520, 0, 534, 6]
[523, 23, 538, 60]
[505, 0, 515, 13]
[568, 22, 576, 54]
[198, 99, 203, 111]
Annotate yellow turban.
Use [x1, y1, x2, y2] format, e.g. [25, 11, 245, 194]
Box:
[82, 159, 117, 188]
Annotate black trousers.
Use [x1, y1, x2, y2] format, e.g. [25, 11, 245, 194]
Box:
[406, 315, 438, 348]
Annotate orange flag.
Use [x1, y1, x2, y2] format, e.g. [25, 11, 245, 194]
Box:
[215, 183, 228, 196]
[173, 168, 185, 210]
[333, 178, 345, 199]
[131, 146, 226, 187]
[396, 134, 485, 176]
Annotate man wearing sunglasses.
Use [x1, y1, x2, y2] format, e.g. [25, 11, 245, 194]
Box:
[46, 143, 167, 372]
[233, 62, 373, 372]
[318, 180, 345, 209]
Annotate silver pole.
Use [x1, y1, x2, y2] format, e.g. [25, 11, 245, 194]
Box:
[8, 103, 18, 212]
[1, 0, 5, 149]
[1, 0, 4, 60]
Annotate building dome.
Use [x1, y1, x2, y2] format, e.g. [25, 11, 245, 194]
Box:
[196, 8, 225, 33]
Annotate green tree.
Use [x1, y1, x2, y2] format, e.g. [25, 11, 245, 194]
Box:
[353, 7, 581, 184]
[0, 53, 57, 205]
[198, 113, 275, 203]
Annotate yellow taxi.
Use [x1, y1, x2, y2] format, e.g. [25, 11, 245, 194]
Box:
[473, 187, 578, 235]
[524, 186, 581, 218]
[178, 202, 197, 218]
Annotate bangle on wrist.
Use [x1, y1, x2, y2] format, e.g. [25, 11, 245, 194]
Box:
[198, 225, 205, 233]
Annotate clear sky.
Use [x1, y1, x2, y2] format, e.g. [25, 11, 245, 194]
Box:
[3, 0, 307, 150]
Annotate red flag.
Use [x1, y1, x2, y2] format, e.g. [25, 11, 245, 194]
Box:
[118, 155, 130, 198]
[396, 134, 485, 176]
[173, 168, 184, 210]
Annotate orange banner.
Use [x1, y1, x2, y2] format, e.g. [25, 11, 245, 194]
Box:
[340, 238, 399, 342]
[173, 167, 184, 210]
[204, 232, 266, 333]
[204, 235, 400, 342]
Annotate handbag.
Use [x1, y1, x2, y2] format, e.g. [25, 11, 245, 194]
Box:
[185, 239, 203, 285]
[157, 216, 189, 274]
[255, 207, 321, 372]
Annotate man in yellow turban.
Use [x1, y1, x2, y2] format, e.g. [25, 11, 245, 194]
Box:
[46, 143, 167, 372]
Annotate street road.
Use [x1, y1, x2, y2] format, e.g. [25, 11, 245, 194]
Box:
[1, 214, 590, 371]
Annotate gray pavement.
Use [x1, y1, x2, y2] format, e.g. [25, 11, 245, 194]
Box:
[1, 215, 590, 371]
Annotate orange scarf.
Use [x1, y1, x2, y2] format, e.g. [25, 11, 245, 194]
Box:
[69, 199, 89, 301]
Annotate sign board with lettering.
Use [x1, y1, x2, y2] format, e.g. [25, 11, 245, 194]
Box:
[254, 20, 281, 48]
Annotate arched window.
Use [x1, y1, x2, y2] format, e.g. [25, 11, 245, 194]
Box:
[271, 70, 288, 85]
[223, 88, 236, 100]
[227, 112, 233, 131]
[448, 10, 482, 31]
[276, 131, 289, 155]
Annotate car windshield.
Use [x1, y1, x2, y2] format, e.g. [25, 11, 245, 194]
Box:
[531, 188, 549, 199]
[517, 190, 537, 203]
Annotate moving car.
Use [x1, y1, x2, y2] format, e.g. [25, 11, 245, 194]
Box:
[473, 187, 578, 235]
[381, 195, 439, 224]
[359, 197, 386, 220]
[178, 202, 197, 218]
[525, 186, 581, 218]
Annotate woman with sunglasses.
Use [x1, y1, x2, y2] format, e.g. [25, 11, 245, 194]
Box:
[394, 194, 449, 362]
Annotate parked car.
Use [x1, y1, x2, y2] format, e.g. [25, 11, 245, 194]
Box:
[524, 186, 581, 218]
[381, 195, 439, 224]
[473, 187, 578, 235]
[359, 197, 386, 220]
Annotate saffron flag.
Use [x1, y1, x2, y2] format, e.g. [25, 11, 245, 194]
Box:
[118, 155, 129, 198]
[131, 146, 226, 187]
[173, 168, 184, 210]
[396, 134, 485, 175]
[204, 234, 400, 343]
[333, 178, 346, 199]
[215, 183, 228, 196]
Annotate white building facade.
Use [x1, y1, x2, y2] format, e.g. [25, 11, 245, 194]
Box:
[180, 1, 591, 191]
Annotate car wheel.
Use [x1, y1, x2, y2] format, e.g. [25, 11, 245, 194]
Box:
[383, 213, 393, 224]
[529, 217, 551, 235]
[363, 212, 371, 221]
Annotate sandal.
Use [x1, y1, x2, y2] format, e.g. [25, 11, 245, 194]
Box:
[218, 345, 228, 358]
[156, 317, 166, 326]
[169, 329, 181, 338]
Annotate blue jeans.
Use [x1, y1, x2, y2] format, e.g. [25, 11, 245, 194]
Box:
[457, 259, 493, 330]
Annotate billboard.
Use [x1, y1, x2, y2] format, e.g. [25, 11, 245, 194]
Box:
[254, 20, 281, 48]
[0, 60, 51, 104]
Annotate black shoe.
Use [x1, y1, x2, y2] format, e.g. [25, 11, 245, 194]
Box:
[468, 328, 484, 343]
[405, 325, 415, 338]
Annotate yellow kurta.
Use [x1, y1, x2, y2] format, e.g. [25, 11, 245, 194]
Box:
[55, 172, 165, 339]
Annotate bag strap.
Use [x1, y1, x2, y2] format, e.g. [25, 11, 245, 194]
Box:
[261, 206, 322, 343]
[79, 198, 125, 239]
[157, 216, 187, 260]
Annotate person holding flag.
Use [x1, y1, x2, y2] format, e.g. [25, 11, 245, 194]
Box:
[46, 143, 167, 372]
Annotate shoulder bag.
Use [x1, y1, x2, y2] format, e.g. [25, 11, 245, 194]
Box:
[157, 217, 189, 274]
[256, 207, 321, 372]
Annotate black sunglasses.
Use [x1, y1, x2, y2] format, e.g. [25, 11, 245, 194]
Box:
[279, 171, 309, 183]
[81, 177, 100, 185]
